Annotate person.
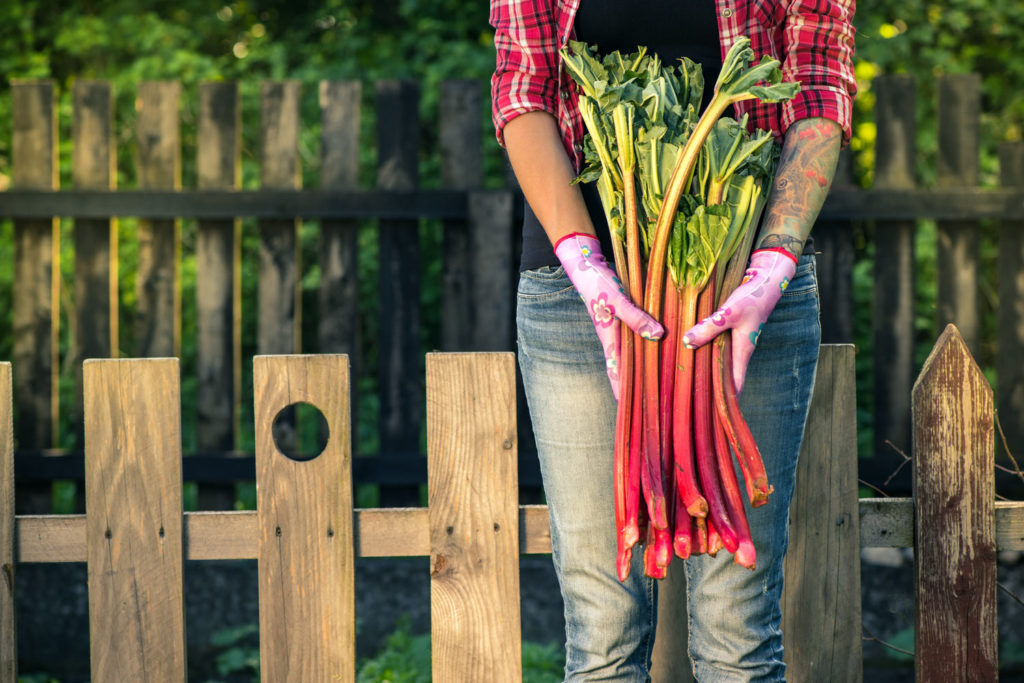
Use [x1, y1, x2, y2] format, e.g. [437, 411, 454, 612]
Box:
[490, 1, 856, 681]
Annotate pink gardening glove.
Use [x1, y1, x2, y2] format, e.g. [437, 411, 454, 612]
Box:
[682, 248, 797, 395]
[554, 233, 664, 400]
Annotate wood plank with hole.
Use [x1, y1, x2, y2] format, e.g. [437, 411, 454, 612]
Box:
[427, 353, 521, 682]
[12, 81, 59, 514]
[196, 81, 242, 509]
[83, 359, 185, 681]
[254, 355, 354, 681]
[135, 82, 181, 359]
[912, 324, 997, 681]
[783, 345, 862, 682]
[0, 363, 15, 683]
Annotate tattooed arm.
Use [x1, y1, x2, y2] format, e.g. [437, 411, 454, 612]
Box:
[755, 117, 844, 257]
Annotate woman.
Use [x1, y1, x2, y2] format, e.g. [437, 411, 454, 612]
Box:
[490, 1, 856, 680]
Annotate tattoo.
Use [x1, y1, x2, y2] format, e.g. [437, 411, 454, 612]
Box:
[756, 118, 843, 258]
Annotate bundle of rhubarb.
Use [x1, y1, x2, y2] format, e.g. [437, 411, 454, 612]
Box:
[560, 38, 799, 580]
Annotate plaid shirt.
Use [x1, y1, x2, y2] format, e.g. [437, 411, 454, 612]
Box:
[489, 0, 857, 171]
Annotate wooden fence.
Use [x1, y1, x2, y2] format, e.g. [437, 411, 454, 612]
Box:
[1, 74, 1024, 511]
[3, 330, 1023, 681]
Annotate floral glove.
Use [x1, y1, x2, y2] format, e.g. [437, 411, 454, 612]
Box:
[682, 248, 797, 395]
[554, 233, 664, 400]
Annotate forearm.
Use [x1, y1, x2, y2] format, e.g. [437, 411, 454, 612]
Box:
[755, 118, 843, 257]
[503, 111, 596, 244]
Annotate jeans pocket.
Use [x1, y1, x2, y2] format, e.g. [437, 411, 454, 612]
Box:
[783, 256, 818, 298]
[517, 266, 576, 300]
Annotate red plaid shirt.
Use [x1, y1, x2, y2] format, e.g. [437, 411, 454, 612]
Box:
[489, 0, 857, 171]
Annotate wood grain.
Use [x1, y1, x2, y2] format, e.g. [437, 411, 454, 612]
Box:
[196, 81, 241, 508]
[872, 75, 916, 461]
[12, 81, 59, 513]
[783, 345, 862, 682]
[255, 355, 355, 682]
[427, 353, 521, 682]
[83, 359, 186, 681]
[998, 142, 1024, 465]
[912, 324, 997, 681]
[0, 363, 16, 683]
[135, 81, 181, 359]
[936, 75, 981, 357]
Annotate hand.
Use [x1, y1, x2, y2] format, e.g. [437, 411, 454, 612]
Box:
[682, 248, 797, 395]
[554, 233, 664, 400]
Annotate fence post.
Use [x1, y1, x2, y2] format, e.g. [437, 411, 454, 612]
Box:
[135, 81, 182, 359]
[912, 324, 997, 680]
[936, 75, 982, 356]
[872, 74, 917, 464]
[783, 344, 862, 681]
[440, 79, 482, 352]
[0, 363, 15, 683]
[11, 81, 58, 513]
[468, 190, 515, 352]
[73, 81, 119, 447]
[377, 80, 422, 506]
[815, 150, 856, 344]
[997, 141, 1024, 463]
[254, 355, 355, 681]
[259, 81, 303, 455]
[84, 359, 186, 681]
[427, 353, 521, 682]
[195, 81, 242, 508]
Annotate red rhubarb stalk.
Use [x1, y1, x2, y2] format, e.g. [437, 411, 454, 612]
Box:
[711, 374, 756, 567]
[721, 336, 773, 506]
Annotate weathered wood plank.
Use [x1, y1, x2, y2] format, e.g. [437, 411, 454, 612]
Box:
[440, 79, 481, 351]
[936, 75, 981, 357]
[377, 80, 422, 506]
[0, 363, 15, 683]
[815, 151, 855, 343]
[14, 498, 1024, 564]
[427, 353, 521, 682]
[83, 359, 185, 681]
[12, 81, 59, 514]
[196, 81, 242, 509]
[135, 81, 181, 359]
[998, 142, 1024, 464]
[912, 324, 997, 681]
[255, 355, 355, 681]
[73, 81, 118, 451]
[872, 75, 916, 461]
[783, 345, 862, 682]
[468, 191, 515, 351]
[651, 558, 693, 683]
[258, 82, 303, 456]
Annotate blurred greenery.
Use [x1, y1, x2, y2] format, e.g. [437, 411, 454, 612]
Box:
[0, 0, 1021, 506]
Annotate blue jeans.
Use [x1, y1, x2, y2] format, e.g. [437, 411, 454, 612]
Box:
[517, 255, 820, 682]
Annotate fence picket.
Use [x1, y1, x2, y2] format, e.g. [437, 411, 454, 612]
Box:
[936, 74, 982, 357]
[11, 81, 58, 514]
[912, 324, 997, 680]
[468, 191, 515, 351]
[73, 81, 118, 450]
[997, 142, 1024, 461]
[0, 363, 14, 683]
[872, 74, 916, 462]
[815, 151, 856, 344]
[783, 345, 862, 682]
[254, 354, 355, 682]
[259, 82, 303, 455]
[135, 81, 181, 359]
[83, 359, 186, 681]
[377, 80, 422, 506]
[440, 79, 481, 351]
[196, 81, 242, 509]
[427, 353, 521, 682]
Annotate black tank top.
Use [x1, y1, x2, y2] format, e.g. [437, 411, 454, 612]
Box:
[519, 1, 723, 272]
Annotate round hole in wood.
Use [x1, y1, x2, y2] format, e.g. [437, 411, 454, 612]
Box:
[272, 401, 330, 461]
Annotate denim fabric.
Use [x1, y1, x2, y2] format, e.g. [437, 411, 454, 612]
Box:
[517, 255, 820, 682]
